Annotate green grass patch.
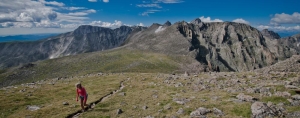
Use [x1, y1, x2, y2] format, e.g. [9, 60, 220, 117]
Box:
[230, 103, 251, 118]
[261, 96, 289, 104]
[288, 90, 298, 95]
[217, 77, 226, 81]
[274, 85, 286, 92]
[287, 73, 297, 78]
[0, 49, 184, 87]
[287, 106, 300, 112]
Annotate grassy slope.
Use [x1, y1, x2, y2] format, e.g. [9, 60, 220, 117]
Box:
[1, 72, 299, 117]
[0, 48, 194, 87]
[0, 74, 125, 118]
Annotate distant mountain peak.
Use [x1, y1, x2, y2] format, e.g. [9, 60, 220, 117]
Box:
[164, 21, 172, 26]
[73, 25, 105, 35]
[190, 18, 202, 25]
[261, 29, 281, 39]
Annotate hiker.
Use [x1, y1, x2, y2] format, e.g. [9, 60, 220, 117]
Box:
[76, 82, 88, 111]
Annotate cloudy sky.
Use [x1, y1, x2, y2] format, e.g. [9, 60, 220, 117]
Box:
[0, 0, 300, 35]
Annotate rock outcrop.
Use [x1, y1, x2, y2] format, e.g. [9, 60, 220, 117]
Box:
[261, 29, 281, 39]
[124, 19, 299, 72]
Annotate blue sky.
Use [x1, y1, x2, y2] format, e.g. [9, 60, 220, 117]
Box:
[0, 0, 300, 35]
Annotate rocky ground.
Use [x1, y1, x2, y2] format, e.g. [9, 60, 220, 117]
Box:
[1, 55, 300, 118]
[1, 71, 300, 118]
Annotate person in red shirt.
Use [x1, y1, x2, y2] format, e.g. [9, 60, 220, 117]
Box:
[76, 82, 88, 111]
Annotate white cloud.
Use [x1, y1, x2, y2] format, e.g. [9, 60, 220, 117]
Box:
[103, 0, 109, 3]
[232, 18, 250, 24]
[271, 12, 300, 25]
[68, 9, 96, 16]
[88, 0, 97, 2]
[0, 0, 58, 23]
[137, 23, 144, 26]
[65, 7, 87, 11]
[257, 25, 300, 32]
[39, 0, 65, 7]
[137, 4, 162, 8]
[155, 0, 184, 3]
[140, 10, 161, 16]
[199, 16, 223, 22]
[0, 0, 96, 29]
[89, 20, 123, 29]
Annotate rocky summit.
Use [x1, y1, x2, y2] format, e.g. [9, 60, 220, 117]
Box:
[124, 18, 299, 72]
[261, 29, 281, 39]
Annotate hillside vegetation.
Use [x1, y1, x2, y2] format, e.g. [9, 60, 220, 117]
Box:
[0, 49, 201, 87]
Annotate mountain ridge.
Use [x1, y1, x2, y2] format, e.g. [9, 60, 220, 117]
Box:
[0, 25, 144, 69]
[124, 19, 299, 72]
[0, 18, 299, 71]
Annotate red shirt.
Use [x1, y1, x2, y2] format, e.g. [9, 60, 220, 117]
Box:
[77, 87, 87, 96]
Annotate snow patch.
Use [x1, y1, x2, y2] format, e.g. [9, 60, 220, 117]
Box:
[297, 43, 299, 47]
[155, 26, 165, 33]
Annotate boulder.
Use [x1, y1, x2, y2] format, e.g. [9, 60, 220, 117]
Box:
[251, 102, 285, 118]
[285, 85, 299, 89]
[142, 106, 148, 110]
[176, 108, 184, 115]
[27, 105, 40, 111]
[116, 109, 123, 115]
[274, 91, 291, 97]
[236, 93, 257, 102]
[213, 108, 224, 116]
[190, 107, 211, 118]
[292, 95, 300, 100]
[63, 102, 69, 105]
[173, 98, 190, 105]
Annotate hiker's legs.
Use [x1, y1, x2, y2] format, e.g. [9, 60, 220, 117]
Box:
[80, 99, 84, 110]
[83, 94, 88, 106]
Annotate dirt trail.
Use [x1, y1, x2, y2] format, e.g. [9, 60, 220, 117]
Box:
[66, 79, 128, 118]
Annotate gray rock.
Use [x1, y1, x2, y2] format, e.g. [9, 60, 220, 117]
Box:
[27, 105, 40, 111]
[63, 102, 69, 105]
[251, 102, 285, 118]
[145, 116, 154, 118]
[236, 93, 257, 102]
[190, 107, 211, 118]
[142, 106, 148, 110]
[116, 109, 123, 115]
[152, 95, 158, 98]
[285, 85, 299, 89]
[118, 92, 126, 96]
[213, 108, 224, 116]
[184, 72, 189, 77]
[19, 89, 26, 92]
[287, 111, 300, 118]
[274, 91, 291, 97]
[164, 104, 171, 110]
[292, 95, 300, 100]
[211, 96, 219, 101]
[173, 98, 190, 105]
[175, 82, 183, 87]
[176, 108, 184, 115]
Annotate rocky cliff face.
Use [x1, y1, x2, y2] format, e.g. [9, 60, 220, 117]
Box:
[0, 25, 143, 69]
[262, 30, 300, 60]
[180, 19, 278, 72]
[125, 19, 299, 72]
